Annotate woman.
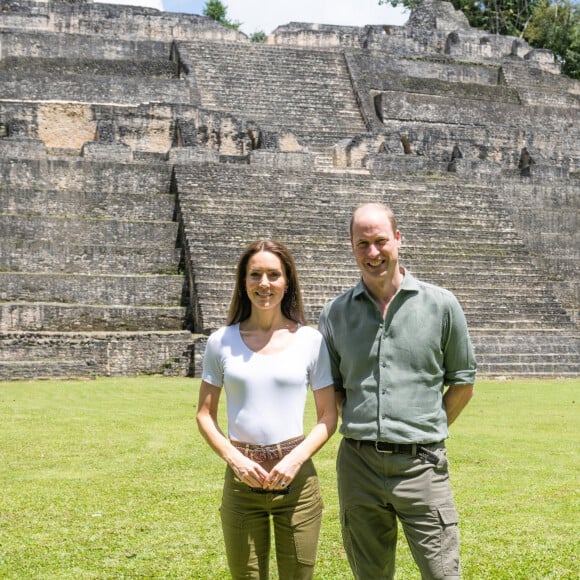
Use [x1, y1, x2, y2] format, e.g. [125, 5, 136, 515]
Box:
[196, 239, 337, 580]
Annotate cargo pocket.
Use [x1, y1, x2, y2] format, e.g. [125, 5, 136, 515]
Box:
[437, 505, 460, 577]
[291, 506, 323, 566]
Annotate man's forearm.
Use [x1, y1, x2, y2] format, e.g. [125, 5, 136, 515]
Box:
[444, 384, 474, 425]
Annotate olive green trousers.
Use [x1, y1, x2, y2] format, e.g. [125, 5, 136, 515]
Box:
[220, 459, 323, 580]
[337, 437, 461, 580]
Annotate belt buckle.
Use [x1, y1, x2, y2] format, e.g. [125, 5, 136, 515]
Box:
[374, 441, 393, 454]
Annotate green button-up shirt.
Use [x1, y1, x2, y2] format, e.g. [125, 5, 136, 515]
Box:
[318, 270, 476, 444]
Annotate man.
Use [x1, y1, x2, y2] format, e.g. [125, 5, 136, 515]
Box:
[318, 202, 476, 579]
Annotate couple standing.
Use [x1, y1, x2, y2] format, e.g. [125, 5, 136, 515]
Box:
[197, 202, 477, 580]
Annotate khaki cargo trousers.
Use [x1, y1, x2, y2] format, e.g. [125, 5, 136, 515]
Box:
[220, 459, 323, 580]
[337, 437, 461, 580]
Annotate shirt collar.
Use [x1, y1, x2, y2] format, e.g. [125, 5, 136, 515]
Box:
[353, 267, 420, 299]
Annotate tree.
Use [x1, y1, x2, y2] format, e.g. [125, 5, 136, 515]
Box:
[380, 0, 538, 36]
[525, 0, 580, 78]
[250, 31, 268, 43]
[379, 0, 580, 79]
[203, 0, 241, 30]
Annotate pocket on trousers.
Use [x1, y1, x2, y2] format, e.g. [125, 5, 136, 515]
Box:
[437, 506, 460, 576]
[291, 506, 323, 566]
[288, 476, 323, 566]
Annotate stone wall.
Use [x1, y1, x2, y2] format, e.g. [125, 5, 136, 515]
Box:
[0, 0, 246, 42]
[0, 331, 194, 379]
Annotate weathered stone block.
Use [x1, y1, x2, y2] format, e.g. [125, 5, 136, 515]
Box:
[81, 142, 133, 161]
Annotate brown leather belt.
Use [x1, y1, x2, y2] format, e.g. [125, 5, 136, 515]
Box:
[231, 435, 305, 468]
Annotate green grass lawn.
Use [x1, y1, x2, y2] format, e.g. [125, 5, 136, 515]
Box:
[0, 377, 578, 579]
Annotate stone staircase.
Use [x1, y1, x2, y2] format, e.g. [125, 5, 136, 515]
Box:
[0, 157, 192, 379]
[0, 29, 190, 107]
[174, 162, 579, 377]
[180, 41, 368, 149]
[497, 181, 579, 326]
[176, 165, 571, 320]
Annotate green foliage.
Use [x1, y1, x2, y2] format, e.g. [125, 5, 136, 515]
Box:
[381, 0, 538, 35]
[203, 0, 241, 31]
[455, 0, 537, 37]
[380, 0, 421, 8]
[525, 0, 580, 78]
[250, 30, 268, 43]
[380, 0, 580, 79]
[1, 377, 578, 578]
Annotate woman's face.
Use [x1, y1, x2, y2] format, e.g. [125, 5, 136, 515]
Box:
[245, 251, 288, 313]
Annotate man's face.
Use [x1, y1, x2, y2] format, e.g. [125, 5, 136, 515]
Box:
[351, 207, 401, 283]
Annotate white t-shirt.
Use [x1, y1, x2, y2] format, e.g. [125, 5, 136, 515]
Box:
[202, 324, 333, 445]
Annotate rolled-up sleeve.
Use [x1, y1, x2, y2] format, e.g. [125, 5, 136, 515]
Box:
[319, 303, 345, 392]
[443, 296, 477, 386]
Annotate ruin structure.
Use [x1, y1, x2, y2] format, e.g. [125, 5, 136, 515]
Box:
[0, 0, 578, 379]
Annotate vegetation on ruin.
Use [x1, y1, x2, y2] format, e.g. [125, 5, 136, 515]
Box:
[381, 0, 580, 79]
[202, 0, 241, 30]
[1, 377, 578, 578]
[203, 0, 266, 41]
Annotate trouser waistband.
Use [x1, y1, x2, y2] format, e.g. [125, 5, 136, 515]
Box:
[231, 435, 305, 464]
[345, 438, 443, 456]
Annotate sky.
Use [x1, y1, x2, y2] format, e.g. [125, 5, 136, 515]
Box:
[96, 1, 409, 36]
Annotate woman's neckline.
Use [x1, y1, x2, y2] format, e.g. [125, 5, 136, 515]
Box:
[236, 322, 301, 356]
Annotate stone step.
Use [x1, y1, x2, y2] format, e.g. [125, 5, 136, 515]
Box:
[0, 303, 186, 332]
[466, 318, 573, 330]
[0, 189, 176, 221]
[475, 360, 580, 377]
[471, 331, 579, 349]
[183, 198, 516, 226]
[194, 294, 572, 327]
[192, 276, 563, 300]
[1, 56, 179, 79]
[0, 241, 181, 275]
[475, 353, 580, 365]
[0, 360, 98, 380]
[193, 258, 537, 276]
[0, 72, 191, 106]
[0, 215, 179, 246]
[0, 273, 185, 306]
[0, 158, 172, 194]
[185, 209, 520, 233]
[187, 226, 523, 249]
[0, 330, 193, 378]
[455, 296, 570, 313]
[0, 30, 172, 61]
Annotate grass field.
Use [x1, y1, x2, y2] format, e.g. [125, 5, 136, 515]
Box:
[0, 377, 578, 579]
